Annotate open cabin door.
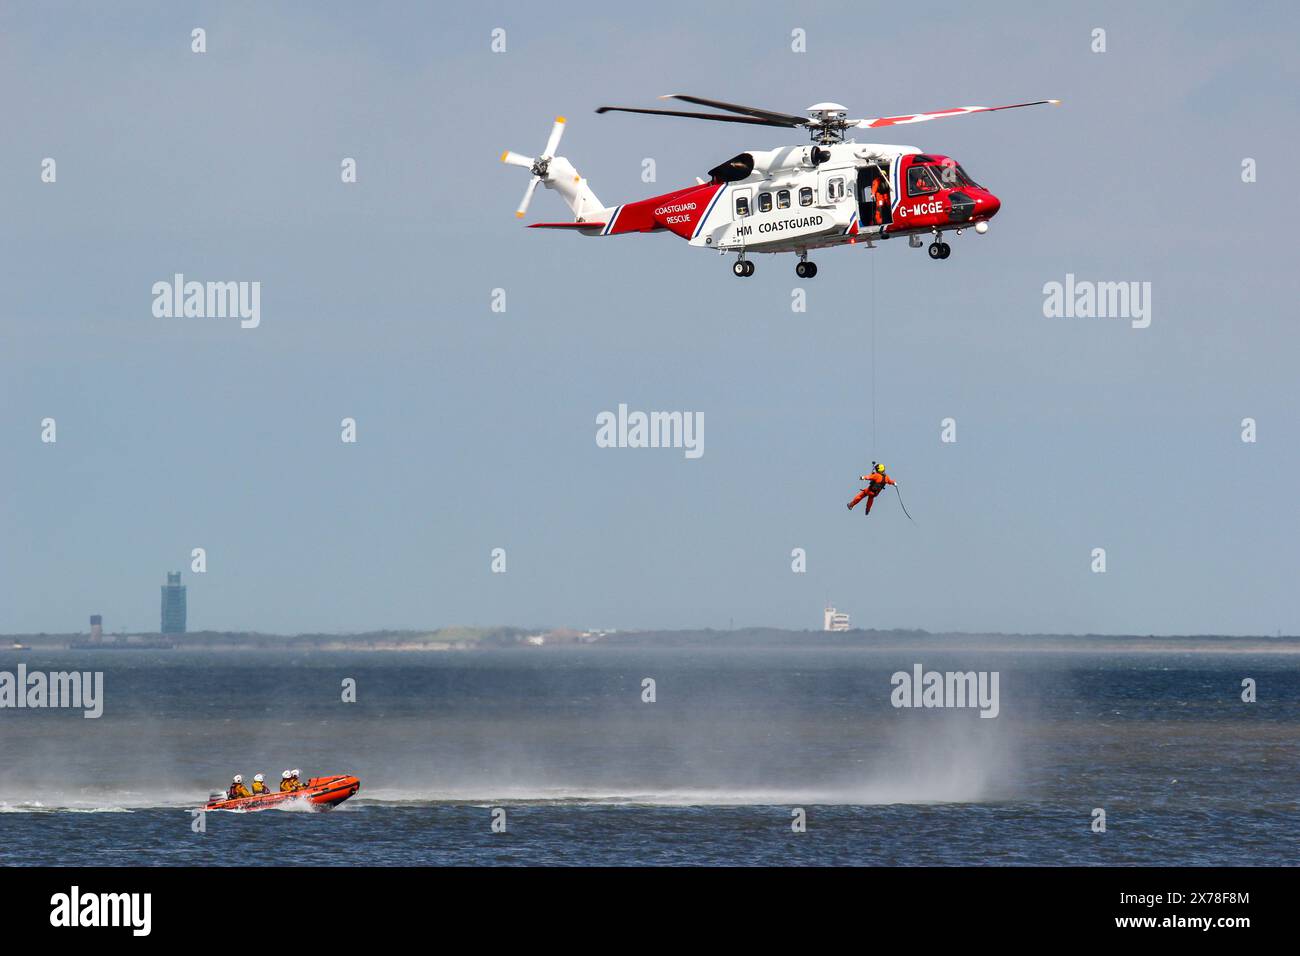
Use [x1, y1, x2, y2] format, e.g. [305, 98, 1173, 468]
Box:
[857, 163, 892, 228]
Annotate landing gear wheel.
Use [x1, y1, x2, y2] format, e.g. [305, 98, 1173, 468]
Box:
[744, 260, 755, 276]
[733, 260, 750, 278]
[928, 242, 943, 260]
[795, 259, 818, 278]
[939, 242, 951, 259]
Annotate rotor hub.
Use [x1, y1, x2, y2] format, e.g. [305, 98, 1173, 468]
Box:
[806, 103, 851, 144]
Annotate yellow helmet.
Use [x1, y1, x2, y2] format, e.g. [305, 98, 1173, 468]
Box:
[875, 463, 887, 474]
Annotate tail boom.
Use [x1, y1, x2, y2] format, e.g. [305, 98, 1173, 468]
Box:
[537, 156, 606, 222]
[576, 182, 727, 239]
[504, 118, 728, 239]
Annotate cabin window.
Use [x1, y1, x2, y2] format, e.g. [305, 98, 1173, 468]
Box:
[827, 177, 845, 202]
[907, 165, 940, 196]
[758, 192, 773, 213]
[776, 189, 791, 209]
[798, 186, 814, 206]
[735, 195, 750, 217]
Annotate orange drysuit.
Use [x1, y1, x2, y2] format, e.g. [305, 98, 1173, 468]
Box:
[848, 471, 895, 515]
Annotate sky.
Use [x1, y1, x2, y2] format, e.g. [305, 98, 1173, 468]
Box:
[2, 1, 1298, 636]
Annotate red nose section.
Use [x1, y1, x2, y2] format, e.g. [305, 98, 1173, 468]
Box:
[981, 193, 1001, 219]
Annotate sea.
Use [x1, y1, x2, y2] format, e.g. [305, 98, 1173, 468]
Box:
[0, 643, 1296, 866]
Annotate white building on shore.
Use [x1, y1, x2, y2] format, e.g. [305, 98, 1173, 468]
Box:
[823, 606, 850, 632]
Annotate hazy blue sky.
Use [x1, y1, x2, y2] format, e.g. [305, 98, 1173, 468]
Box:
[2, 1, 1297, 635]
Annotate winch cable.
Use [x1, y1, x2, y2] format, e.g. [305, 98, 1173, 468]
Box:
[872, 249, 914, 526]
[870, 252, 877, 456]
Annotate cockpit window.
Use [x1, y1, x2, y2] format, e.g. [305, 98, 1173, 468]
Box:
[954, 163, 981, 189]
[907, 165, 940, 196]
[936, 161, 982, 190]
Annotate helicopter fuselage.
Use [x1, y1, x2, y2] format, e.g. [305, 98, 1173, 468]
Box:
[510, 95, 1054, 271]
[575, 142, 1001, 255]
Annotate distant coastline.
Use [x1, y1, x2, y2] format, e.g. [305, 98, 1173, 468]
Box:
[2, 626, 1296, 653]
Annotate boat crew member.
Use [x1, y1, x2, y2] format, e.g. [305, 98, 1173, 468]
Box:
[228, 774, 251, 799]
[250, 773, 269, 795]
[291, 768, 306, 790]
[847, 463, 897, 516]
[280, 770, 295, 792]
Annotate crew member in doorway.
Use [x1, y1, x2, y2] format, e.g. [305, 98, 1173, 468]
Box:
[870, 174, 892, 225]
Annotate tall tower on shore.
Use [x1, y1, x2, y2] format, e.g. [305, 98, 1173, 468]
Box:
[160, 572, 187, 634]
[89, 615, 103, 642]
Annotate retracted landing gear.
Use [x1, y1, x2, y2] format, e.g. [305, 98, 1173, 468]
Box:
[733, 256, 754, 278]
[794, 251, 818, 279]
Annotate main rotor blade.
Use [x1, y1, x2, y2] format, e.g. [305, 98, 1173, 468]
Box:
[659, 94, 809, 126]
[596, 105, 801, 127]
[515, 176, 541, 218]
[501, 150, 534, 169]
[855, 99, 1060, 129]
[543, 116, 566, 158]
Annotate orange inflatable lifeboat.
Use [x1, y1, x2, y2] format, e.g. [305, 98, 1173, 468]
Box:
[205, 775, 360, 812]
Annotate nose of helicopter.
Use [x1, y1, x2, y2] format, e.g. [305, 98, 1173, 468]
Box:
[980, 192, 1002, 219]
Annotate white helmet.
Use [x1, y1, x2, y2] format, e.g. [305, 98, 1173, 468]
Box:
[292, 768, 301, 777]
[232, 774, 243, 784]
[253, 773, 264, 783]
[282, 770, 292, 779]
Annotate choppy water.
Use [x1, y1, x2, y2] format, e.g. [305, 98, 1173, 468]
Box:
[0, 645, 1295, 865]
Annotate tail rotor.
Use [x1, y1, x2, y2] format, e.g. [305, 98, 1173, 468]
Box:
[501, 116, 567, 219]
[515, 175, 542, 219]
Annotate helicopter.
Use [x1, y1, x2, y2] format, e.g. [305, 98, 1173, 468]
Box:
[502, 94, 1058, 277]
